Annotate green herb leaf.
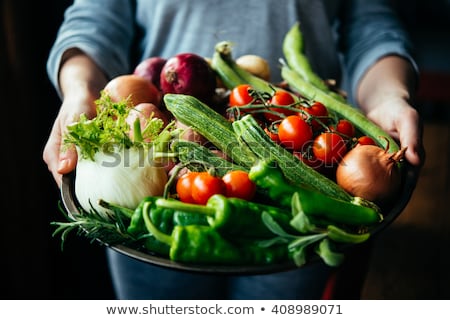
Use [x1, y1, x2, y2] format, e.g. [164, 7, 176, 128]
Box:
[315, 238, 345, 267]
[289, 192, 316, 233]
[51, 201, 135, 250]
[261, 211, 297, 239]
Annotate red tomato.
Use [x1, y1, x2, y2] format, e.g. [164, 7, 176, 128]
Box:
[312, 132, 347, 166]
[229, 84, 254, 106]
[191, 172, 227, 205]
[293, 151, 324, 171]
[176, 172, 200, 203]
[333, 119, 355, 138]
[264, 90, 296, 122]
[222, 170, 256, 200]
[299, 101, 329, 131]
[278, 115, 313, 151]
[264, 123, 280, 144]
[356, 135, 377, 146]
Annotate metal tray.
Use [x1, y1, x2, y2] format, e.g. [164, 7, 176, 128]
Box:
[60, 162, 418, 275]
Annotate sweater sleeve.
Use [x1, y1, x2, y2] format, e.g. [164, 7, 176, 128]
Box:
[46, 0, 136, 96]
[337, 0, 418, 105]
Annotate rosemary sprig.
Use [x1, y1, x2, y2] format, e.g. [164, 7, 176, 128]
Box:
[52, 201, 136, 250]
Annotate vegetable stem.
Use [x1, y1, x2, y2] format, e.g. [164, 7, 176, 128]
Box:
[154, 198, 216, 216]
[142, 202, 172, 245]
[281, 65, 399, 153]
[133, 118, 143, 143]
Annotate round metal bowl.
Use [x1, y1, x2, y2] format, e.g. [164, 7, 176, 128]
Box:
[60, 162, 418, 275]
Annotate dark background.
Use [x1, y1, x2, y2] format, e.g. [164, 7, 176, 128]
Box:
[1, 0, 449, 299]
[1, 0, 114, 299]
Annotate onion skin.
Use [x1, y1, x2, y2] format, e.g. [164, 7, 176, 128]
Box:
[236, 54, 271, 81]
[160, 53, 216, 103]
[104, 74, 162, 107]
[133, 57, 167, 90]
[336, 144, 407, 206]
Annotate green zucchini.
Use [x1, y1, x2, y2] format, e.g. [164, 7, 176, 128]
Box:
[211, 43, 246, 90]
[163, 93, 255, 168]
[171, 139, 248, 177]
[211, 41, 289, 97]
[232, 114, 354, 202]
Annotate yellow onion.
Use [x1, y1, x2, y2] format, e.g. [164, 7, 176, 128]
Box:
[104, 74, 162, 107]
[236, 54, 271, 81]
[336, 144, 407, 206]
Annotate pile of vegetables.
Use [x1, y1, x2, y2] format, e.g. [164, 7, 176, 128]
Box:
[52, 22, 408, 269]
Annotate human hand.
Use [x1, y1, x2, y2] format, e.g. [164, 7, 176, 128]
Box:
[44, 51, 108, 186]
[356, 56, 425, 169]
[43, 95, 97, 187]
[364, 95, 425, 168]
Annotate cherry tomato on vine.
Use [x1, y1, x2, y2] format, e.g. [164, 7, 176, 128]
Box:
[264, 127, 280, 144]
[264, 90, 296, 122]
[176, 171, 200, 203]
[312, 132, 347, 166]
[264, 123, 280, 143]
[356, 135, 377, 146]
[278, 115, 313, 151]
[229, 84, 254, 106]
[333, 119, 356, 138]
[191, 172, 227, 205]
[293, 151, 324, 172]
[299, 101, 329, 131]
[222, 170, 256, 200]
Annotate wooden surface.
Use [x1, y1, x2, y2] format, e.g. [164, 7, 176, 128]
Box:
[360, 111, 450, 299]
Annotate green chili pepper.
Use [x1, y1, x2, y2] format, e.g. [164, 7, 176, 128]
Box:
[142, 202, 288, 265]
[127, 197, 208, 237]
[154, 194, 294, 238]
[170, 225, 243, 264]
[248, 160, 383, 226]
[126, 197, 153, 236]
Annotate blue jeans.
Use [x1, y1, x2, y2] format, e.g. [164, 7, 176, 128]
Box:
[106, 249, 332, 299]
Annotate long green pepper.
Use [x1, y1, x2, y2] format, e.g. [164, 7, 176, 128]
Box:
[127, 197, 208, 237]
[141, 200, 288, 265]
[154, 194, 295, 238]
[248, 160, 383, 227]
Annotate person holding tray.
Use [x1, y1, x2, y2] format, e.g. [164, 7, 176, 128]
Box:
[43, 0, 424, 299]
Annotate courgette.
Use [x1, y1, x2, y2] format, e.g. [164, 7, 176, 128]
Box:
[211, 43, 247, 90]
[171, 139, 248, 177]
[163, 93, 255, 168]
[211, 41, 291, 98]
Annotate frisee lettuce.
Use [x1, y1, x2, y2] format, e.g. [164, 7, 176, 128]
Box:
[64, 91, 172, 160]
